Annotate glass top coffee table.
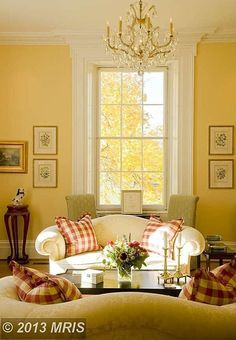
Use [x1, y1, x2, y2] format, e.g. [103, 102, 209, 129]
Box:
[60, 269, 189, 297]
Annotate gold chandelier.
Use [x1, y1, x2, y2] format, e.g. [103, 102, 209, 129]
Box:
[104, 0, 177, 74]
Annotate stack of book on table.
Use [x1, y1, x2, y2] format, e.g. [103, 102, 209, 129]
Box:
[205, 235, 227, 252]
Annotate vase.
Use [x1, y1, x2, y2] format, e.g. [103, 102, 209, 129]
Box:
[117, 266, 132, 282]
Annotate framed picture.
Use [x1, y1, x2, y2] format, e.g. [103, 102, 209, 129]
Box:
[33, 159, 57, 188]
[209, 160, 234, 189]
[209, 125, 234, 155]
[121, 190, 143, 214]
[33, 126, 57, 154]
[0, 141, 28, 173]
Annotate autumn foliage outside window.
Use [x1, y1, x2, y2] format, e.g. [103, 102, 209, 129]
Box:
[98, 69, 167, 209]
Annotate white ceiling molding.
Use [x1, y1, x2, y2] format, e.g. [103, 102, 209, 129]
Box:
[1, 27, 235, 45]
[0, 32, 67, 45]
[201, 29, 236, 43]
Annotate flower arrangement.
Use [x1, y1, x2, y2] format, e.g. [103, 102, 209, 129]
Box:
[102, 236, 149, 281]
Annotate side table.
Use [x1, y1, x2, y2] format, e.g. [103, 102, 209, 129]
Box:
[4, 204, 30, 264]
[203, 246, 236, 271]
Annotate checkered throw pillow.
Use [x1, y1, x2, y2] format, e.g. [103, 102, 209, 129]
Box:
[10, 261, 81, 304]
[179, 258, 236, 305]
[141, 216, 184, 257]
[55, 214, 100, 257]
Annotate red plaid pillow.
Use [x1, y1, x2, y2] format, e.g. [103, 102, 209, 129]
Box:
[179, 258, 236, 305]
[10, 261, 81, 304]
[55, 214, 100, 257]
[212, 257, 236, 286]
[141, 216, 184, 256]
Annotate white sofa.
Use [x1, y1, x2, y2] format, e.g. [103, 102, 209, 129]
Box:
[35, 214, 205, 275]
[0, 276, 236, 340]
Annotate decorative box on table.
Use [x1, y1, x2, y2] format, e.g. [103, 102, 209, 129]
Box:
[81, 269, 104, 284]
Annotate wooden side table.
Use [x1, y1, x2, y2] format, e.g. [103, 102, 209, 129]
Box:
[4, 204, 30, 264]
[203, 247, 236, 271]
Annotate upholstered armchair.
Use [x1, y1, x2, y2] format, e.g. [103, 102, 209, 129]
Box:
[166, 194, 199, 227]
[65, 194, 97, 219]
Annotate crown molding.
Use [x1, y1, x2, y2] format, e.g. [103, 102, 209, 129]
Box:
[201, 29, 236, 43]
[0, 28, 235, 45]
[0, 32, 67, 45]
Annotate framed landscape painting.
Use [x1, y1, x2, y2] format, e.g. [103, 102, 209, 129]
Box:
[33, 159, 57, 188]
[33, 126, 57, 155]
[0, 141, 28, 173]
[209, 126, 234, 155]
[209, 159, 234, 189]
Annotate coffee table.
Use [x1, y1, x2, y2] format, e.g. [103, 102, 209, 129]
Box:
[60, 269, 189, 297]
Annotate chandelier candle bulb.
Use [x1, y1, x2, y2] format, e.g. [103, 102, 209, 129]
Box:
[119, 17, 122, 33]
[147, 14, 150, 30]
[170, 17, 173, 35]
[106, 22, 110, 38]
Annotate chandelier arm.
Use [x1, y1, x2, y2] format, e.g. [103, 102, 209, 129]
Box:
[129, 4, 138, 28]
[150, 35, 174, 50]
[119, 28, 135, 49]
[148, 49, 172, 58]
[107, 39, 134, 56]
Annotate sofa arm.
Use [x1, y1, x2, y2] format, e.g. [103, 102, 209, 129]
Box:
[180, 226, 205, 256]
[35, 226, 66, 261]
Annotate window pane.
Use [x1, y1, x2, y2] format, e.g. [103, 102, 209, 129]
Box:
[122, 172, 142, 190]
[100, 139, 120, 171]
[143, 140, 163, 171]
[122, 140, 142, 171]
[143, 105, 164, 137]
[101, 72, 121, 104]
[143, 172, 163, 205]
[101, 105, 120, 137]
[143, 72, 164, 104]
[100, 172, 120, 204]
[122, 72, 142, 104]
[122, 105, 142, 137]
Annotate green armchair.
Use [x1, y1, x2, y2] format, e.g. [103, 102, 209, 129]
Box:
[65, 194, 97, 220]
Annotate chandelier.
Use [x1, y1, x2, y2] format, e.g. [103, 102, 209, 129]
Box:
[104, 0, 177, 74]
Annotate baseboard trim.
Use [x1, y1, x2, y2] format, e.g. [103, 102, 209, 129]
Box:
[0, 240, 45, 260]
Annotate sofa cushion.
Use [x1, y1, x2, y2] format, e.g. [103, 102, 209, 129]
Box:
[141, 216, 183, 256]
[10, 261, 81, 304]
[179, 259, 236, 305]
[55, 214, 100, 257]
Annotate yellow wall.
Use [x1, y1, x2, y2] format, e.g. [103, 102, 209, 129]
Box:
[1, 42, 236, 256]
[194, 43, 236, 241]
[0, 45, 72, 242]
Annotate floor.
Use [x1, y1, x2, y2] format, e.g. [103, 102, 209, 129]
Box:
[0, 259, 49, 278]
[0, 258, 218, 278]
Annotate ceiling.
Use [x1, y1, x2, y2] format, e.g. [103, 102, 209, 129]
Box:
[0, 0, 235, 35]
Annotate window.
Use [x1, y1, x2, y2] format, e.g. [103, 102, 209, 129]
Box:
[97, 69, 167, 211]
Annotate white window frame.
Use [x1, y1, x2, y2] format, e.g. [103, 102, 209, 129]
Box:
[96, 67, 168, 211]
[70, 41, 196, 213]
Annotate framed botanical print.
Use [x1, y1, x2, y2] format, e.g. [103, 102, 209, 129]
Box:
[33, 159, 57, 188]
[33, 126, 57, 155]
[209, 159, 234, 189]
[0, 141, 28, 173]
[209, 126, 234, 155]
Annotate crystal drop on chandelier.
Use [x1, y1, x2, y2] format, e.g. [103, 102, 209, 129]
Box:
[104, 0, 177, 74]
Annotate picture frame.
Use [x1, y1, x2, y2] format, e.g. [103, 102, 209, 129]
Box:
[33, 159, 57, 188]
[33, 126, 57, 155]
[209, 125, 234, 155]
[209, 159, 234, 189]
[121, 190, 143, 214]
[0, 141, 28, 173]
